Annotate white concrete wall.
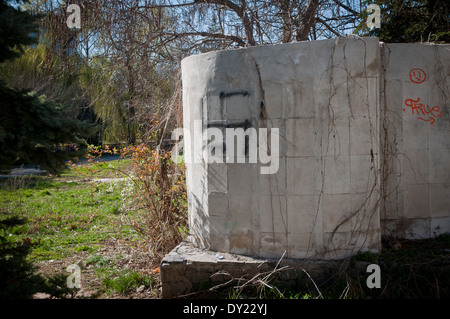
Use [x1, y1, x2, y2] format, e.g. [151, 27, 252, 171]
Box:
[182, 37, 382, 260]
[380, 43, 450, 239]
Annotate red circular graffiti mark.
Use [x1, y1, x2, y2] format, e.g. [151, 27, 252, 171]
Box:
[409, 68, 426, 84]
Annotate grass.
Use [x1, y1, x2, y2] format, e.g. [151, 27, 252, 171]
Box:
[0, 158, 158, 298]
[0, 175, 132, 262]
[63, 157, 132, 179]
[84, 253, 157, 295]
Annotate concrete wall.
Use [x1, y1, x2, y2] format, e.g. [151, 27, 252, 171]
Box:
[380, 43, 450, 239]
[182, 37, 382, 260]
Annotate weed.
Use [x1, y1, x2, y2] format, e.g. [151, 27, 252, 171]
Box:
[85, 254, 110, 267]
[101, 270, 155, 295]
[120, 145, 188, 263]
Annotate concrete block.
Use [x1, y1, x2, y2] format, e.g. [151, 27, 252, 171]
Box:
[262, 118, 287, 158]
[205, 95, 223, 121]
[401, 148, 429, 185]
[224, 90, 253, 121]
[402, 218, 431, 239]
[286, 157, 318, 195]
[323, 232, 353, 259]
[229, 230, 254, 255]
[429, 148, 450, 184]
[181, 38, 450, 261]
[335, 37, 380, 78]
[283, 81, 315, 118]
[322, 194, 352, 233]
[228, 194, 254, 230]
[326, 79, 351, 120]
[287, 195, 319, 234]
[207, 163, 227, 193]
[259, 232, 288, 258]
[259, 195, 287, 233]
[403, 184, 429, 219]
[286, 118, 317, 157]
[207, 192, 228, 217]
[263, 82, 283, 119]
[402, 119, 429, 151]
[350, 228, 381, 252]
[350, 154, 376, 194]
[288, 233, 316, 259]
[350, 117, 374, 155]
[227, 163, 256, 194]
[324, 118, 350, 157]
[322, 156, 351, 194]
[430, 216, 450, 237]
[258, 157, 286, 195]
[209, 215, 230, 252]
[430, 121, 450, 149]
[348, 77, 378, 119]
[429, 183, 450, 218]
[350, 193, 380, 232]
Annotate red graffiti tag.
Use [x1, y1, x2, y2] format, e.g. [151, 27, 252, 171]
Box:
[404, 97, 442, 125]
[409, 68, 426, 84]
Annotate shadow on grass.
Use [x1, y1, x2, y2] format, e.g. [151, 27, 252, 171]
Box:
[0, 212, 75, 299]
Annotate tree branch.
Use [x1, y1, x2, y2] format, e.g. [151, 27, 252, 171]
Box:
[331, 0, 359, 16]
[166, 31, 246, 46]
[315, 17, 342, 38]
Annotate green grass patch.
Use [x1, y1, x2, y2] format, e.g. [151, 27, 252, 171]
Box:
[62, 158, 132, 179]
[0, 160, 137, 263]
[101, 270, 155, 295]
[85, 253, 156, 296]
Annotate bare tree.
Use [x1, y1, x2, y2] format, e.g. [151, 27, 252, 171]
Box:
[19, 0, 364, 145]
[133, 0, 362, 49]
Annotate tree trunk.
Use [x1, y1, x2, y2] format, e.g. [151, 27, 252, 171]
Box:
[296, 0, 319, 41]
[279, 0, 293, 43]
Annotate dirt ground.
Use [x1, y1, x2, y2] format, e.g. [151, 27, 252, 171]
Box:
[32, 238, 162, 299]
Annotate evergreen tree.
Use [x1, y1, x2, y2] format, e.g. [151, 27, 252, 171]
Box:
[357, 0, 450, 43]
[0, 0, 93, 174]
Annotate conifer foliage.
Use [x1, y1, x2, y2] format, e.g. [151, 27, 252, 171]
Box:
[0, 0, 92, 174]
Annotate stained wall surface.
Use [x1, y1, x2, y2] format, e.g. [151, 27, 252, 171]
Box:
[182, 37, 382, 259]
[380, 43, 450, 239]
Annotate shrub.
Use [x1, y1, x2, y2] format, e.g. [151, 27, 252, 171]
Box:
[121, 144, 188, 263]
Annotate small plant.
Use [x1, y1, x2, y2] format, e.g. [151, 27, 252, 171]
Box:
[85, 254, 110, 267]
[102, 270, 155, 295]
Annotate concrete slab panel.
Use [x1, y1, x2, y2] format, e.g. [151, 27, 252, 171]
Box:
[322, 194, 352, 233]
[403, 184, 429, 219]
[288, 233, 316, 259]
[429, 148, 450, 184]
[350, 154, 376, 194]
[287, 195, 319, 234]
[259, 195, 287, 233]
[283, 81, 315, 118]
[322, 156, 351, 194]
[286, 118, 317, 157]
[286, 157, 318, 195]
[401, 148, 429, 185]
[430, 216, 450, 237]
[429, 183, 450, 218]
[350, 117, 374, 155]
[259, 232, 288, 258]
